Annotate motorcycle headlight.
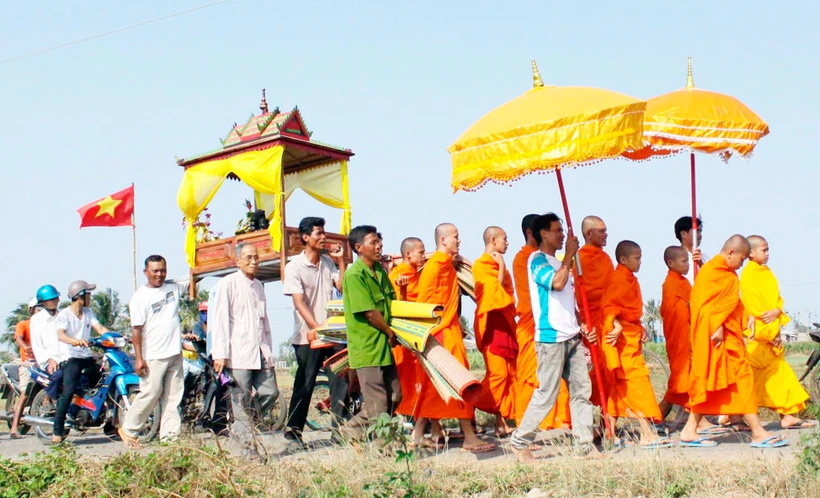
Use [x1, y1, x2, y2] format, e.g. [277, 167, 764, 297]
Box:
[113, 337, 126, 348]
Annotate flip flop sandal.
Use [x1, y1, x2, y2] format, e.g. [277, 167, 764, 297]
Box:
[460, 443, 496, 454]
[118, 428, 142, 450]
[783, 419, 818, 430]
[697, 425, 731, 435]
[680, 437, 719, 448]
[640, 437, 674, 450]
[410, 439, 444, 450]
[750, 436, 788, 449]
[9, 433, 22, 440]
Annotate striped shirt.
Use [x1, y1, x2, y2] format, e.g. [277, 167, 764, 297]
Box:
[528, 250, 580, 343]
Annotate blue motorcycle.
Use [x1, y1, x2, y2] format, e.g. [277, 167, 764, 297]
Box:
[24, 332, 160, 445]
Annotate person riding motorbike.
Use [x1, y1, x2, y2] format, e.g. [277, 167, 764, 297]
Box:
[52, 280, 110, 444]
[9, 297, 39, 438]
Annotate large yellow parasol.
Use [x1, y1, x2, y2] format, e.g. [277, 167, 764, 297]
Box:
[624, 57, 769, 276]
[448, 61, 647, 437]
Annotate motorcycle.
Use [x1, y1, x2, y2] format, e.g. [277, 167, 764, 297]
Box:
[181, 337, 229, 433]
[0, 361, 35, 434]
[23, 332, 161, 445]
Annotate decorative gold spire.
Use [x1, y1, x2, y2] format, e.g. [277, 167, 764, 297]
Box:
[686, 57, 695, 89]
[259, 88, 269, 114]
[531, 60, 544, 88]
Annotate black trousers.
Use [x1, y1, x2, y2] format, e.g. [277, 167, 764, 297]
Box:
[286, 345, 349, 432]
[53, 357, 97, 437]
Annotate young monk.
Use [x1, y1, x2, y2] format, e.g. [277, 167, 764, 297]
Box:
[680, 235, 787, 448]
[575, 215, 615, 409]
[600, 241, 670, 448]
[659, 246, 692, 414]
[388, 237, 428, 430]
[741, 235, 815, 429]
[414, 223, 496, 453]
[472, 227, 518, 437]
[513, 214, 571, 431]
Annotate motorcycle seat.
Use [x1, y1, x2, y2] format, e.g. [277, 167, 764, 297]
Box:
[2, 364, 19, 384]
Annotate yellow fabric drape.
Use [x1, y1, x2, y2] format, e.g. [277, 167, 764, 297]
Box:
[177, 146, 284, 266]
[256, 160, 351, 235]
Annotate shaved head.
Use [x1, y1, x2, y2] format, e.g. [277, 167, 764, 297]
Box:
[434, 223, 460, 256]
[581, 215, 607, 247]
[747, 235, 767, 249]
[720, 234, 750, 270]
[483, 226, 504, 245]
[615, 240, 641, 263]
[663, 245, 688, 263]
[400, 237, 422, 254]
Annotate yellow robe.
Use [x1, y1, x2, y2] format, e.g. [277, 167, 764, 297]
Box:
[740, 261, 809, 415]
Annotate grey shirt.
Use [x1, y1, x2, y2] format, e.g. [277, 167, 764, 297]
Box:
[283, 252, 340, 345]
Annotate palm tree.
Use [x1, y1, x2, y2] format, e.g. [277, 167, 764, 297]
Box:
[90, 288, 131, 331]
[643, 298, 661, 341]
[3, 302, 31, 349]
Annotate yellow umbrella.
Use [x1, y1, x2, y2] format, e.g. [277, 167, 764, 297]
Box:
[624, 57, 769, 276]
[448, 61, 647, 437]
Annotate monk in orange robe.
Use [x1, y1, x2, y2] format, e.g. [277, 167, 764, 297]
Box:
[414, 223, 495, 452]
[389, 237, 426, 422]
[512, 214, 571, 430]
[659, 246, 692, 411]
[575, 215, 615, 409]
[601, 241, 669, 448]
[679, 235, 787, 448]
[472, 227, 518, 437]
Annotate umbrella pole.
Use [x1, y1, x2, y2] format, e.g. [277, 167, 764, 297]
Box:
[555, 167, 613, 439]
[690, 153, 699, 279]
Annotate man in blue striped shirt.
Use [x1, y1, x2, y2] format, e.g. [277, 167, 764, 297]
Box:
[510, 213, 598, 461]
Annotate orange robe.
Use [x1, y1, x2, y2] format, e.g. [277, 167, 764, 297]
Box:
[415, 251, 473, 419]
[688, 255, 757, 415]
[601, 265, 662, 422]
[574, 244, 615, 407]
[471, 253, 517, 419]
[389, 262, 422, 416]
[512, 245, 570, 429]
[660, 270, 692, 407]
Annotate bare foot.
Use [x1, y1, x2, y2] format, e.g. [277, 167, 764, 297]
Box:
[511, 446, 536, 463]
[781, 415, 818, 430]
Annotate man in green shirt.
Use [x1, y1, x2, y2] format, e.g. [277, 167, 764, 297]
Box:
[341, 225, 402, 436]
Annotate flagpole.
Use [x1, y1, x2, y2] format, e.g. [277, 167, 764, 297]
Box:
[131, 183, 137, 292]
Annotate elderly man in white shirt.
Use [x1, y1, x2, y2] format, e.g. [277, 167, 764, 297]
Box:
[211, 243, 279, 462]
[119, 255, 186, 449]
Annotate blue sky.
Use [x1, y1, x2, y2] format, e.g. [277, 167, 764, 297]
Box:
[2, 1, 819, 346]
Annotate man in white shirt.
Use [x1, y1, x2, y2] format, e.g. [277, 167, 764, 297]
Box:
[119, 255, 185, 448]
[674, 216, 706, 284]
[29, 285, 62, 374]
[283, 216, 348, 446]
[211, 243, 279, 462]
[53, 280, 110, 444]
[510, 213, 598, 462]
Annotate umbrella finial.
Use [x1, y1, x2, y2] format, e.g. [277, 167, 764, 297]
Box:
[686, 56, 695, 89]
[531, 60, 544, 88]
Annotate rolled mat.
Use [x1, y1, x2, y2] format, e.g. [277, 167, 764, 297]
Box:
[417, 335, 481, 403]
[322, 348, 350, 377]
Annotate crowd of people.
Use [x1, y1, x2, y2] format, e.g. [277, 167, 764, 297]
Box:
[8, 214, 817, 463]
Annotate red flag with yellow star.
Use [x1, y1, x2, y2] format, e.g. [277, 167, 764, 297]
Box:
[77, 185, 135, 228]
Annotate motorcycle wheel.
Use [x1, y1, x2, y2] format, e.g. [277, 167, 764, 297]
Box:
[5, 390, 31, 435]
[30, 389, 67, 444]
[259, 391, 288, 433]
[117, 385, 161, 444]
[305, 378, 333, 432]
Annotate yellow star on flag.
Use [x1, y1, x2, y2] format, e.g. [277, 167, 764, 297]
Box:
[95, 196, 122, 218]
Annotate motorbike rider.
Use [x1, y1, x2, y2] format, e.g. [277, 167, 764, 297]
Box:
[30, 285, 62, 376]
[52, 280, 110, 444]
[9, 297, 39, 439]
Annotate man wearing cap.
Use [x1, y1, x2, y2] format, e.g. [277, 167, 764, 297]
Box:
[9, 297, 39, 439]
[119, 255, 186, 448]
[52, 280, 110, 444]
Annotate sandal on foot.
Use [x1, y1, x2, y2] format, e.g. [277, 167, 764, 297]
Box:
[118, 428, 141, 450]
[410, 439, 444, 450]
[680, 437, 719, 448]
[783, 419, 818, 430]
[9, 433, 22, 440]
[640, 437, 674, 450]
[461, 443, 496, 453]
[697, 425, 730, 436]
[750, 436, 788, 449]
